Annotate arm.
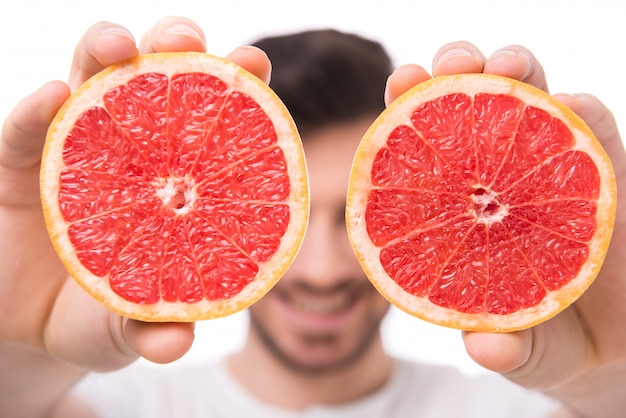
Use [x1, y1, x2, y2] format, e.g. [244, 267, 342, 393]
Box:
[0, 17, 271, 418]
[0, 78, 95, 418]
[550, 410, 580, 418]
[385, 42, 626, 418]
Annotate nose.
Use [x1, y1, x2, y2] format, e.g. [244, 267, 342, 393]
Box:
[286, 209, 353, 288]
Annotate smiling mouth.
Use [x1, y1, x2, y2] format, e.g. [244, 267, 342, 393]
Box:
[278, 283, 370, 315]
[286, 293, 354, 314]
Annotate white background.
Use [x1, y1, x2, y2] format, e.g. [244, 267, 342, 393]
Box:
[1, 0, 624, 376]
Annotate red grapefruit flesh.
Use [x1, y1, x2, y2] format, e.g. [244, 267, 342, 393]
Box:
[346, 73, 616, 332]
[41, 52, 309, 322]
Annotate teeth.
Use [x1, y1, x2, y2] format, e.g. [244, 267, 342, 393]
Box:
[288, 293, 352, 314]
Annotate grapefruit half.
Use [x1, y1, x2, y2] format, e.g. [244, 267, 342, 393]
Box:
[346, 73, 616, 332]
[41, 52, 309, 322]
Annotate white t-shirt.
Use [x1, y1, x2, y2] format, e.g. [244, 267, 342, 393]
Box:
[73, 357, 559, 417]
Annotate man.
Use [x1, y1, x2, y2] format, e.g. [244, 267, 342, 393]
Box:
[1, 17, 625, 417]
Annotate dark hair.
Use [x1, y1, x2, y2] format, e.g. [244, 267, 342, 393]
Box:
[252, 29, 393, 135]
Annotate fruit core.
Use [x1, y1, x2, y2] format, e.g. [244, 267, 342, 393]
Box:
[471, 186, 508, 224]
[155, 176, 197, 215]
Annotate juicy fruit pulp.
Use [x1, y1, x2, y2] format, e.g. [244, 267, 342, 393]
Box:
[347, 74, 615, 331]
[42, 53, 308, 321]
[62, 73, 289, 304]
[370, 93, 596, 313]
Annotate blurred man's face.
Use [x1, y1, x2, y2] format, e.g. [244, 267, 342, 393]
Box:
[248, 118, 390, 375]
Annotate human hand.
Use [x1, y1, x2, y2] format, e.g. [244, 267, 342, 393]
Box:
[385, 41, 626, 417]
[0, 16, 271, 373]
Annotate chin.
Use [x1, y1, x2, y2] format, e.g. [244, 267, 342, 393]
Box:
[248, 299, 388, 376]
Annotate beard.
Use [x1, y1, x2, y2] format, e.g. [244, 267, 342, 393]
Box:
[247, 295, 388, 377]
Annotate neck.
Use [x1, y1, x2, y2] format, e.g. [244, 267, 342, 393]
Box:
[228, 328, 393, 410]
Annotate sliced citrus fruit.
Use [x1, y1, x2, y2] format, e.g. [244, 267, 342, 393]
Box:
[346, 73, 616, 332]
[41, 52, 309, 322]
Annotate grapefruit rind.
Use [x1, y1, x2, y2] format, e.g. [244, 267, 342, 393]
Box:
[346, 73, 616, 332]
[41, 52, 309, 322]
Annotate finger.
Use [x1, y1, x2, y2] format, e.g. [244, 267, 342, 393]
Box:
[43, 280, 137, 371]
[138, 16, 206, 55]
[68, 22, 138, 91]
[553, 93, 626, 236]
[554, 93, 625, 168]
[0, 81, 70, 171]
[464, 307, 595, 391]
[432, 41, 486, 77]
[225, 46, 272, 85]
[484, 45, 549, 92]
[384, 64, 431, 106]
[554, 93, 626, 362]
[123, 319, 195, 364]
[44, 278, 193, 369]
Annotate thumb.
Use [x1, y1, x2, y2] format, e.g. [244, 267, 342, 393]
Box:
[122, 319, 196, 365]
[44, 279, 196, 370]
[463, 307, 594, 391]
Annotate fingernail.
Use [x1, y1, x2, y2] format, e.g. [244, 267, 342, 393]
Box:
[102, 26, 136, 43]
[490, 48, 518, 58]
[166, 23, 203, 41]
[441, 47, 473, 58]
[553, 92, 584, 103]
[489, 48, 531, 78]
[554, 92, 577, 98]
[434, 47, 473, 67]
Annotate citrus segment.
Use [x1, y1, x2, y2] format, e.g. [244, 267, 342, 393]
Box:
[346, 73, 615, 332]
[41, 52, 309, 322]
